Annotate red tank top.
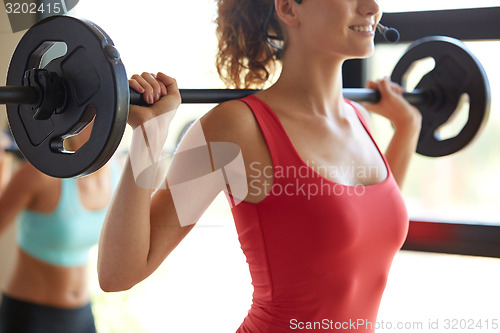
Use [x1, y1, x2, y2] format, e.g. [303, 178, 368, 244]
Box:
[230, 95, 409, 333]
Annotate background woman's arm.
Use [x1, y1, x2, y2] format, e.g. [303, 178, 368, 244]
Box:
[0, 162, 41, 236]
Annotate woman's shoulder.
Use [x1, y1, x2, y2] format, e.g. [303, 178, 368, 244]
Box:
[1, 161, 57, 207]
[184, 98, 272, 177]
[14, 161, 54, 184]
[199, 99, 261, 146]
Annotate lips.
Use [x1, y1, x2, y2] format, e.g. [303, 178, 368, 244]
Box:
[349, 25, 375, 32]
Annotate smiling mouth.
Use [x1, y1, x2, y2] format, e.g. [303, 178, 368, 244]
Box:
[349, 25, 375, 32]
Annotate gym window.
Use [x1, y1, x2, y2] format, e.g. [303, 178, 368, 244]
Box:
[381, 0, 498, 12]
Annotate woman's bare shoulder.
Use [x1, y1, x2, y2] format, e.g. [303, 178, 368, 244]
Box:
[14, 161, 52, 184]
[0, 161, 55, 214]
[199, 99, 262, 147]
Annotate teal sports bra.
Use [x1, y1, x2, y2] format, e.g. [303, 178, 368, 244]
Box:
[17, 164, 119, 267]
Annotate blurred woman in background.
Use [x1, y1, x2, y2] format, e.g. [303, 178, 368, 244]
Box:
[0, 121, 118, 333]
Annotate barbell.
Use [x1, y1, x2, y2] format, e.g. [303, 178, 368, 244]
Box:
[0, 15, 491, 178]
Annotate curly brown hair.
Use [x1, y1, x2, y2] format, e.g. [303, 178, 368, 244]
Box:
[215, 0, 284, 89]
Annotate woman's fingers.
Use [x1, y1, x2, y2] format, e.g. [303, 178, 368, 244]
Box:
[362, 77, 421, 128]
[392, 83, 404, 95]
[378, 77, 393, 96]
[138, 73, 160, 103]
[156, 72, 170, 96]
[153, 73, 181, 111]
[129, 73, 162, 104]
[127, 72, 181, 129]
[128, 78, 145, 94]
[365, 80, 377, 90]
[156, 72, 180, 98]
[385, 78, 404, 95]
[129, 72, 175, 104]
[141, 72, 163, 102]
[130, 74, 154, 104]
[371, 77, 404, 100]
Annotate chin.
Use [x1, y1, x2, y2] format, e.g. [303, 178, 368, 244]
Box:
[349, 47, 375, 60]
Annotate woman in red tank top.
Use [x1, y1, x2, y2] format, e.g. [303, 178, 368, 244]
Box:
[98, 0, 422, 332]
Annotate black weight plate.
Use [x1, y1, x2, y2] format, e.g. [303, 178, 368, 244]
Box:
[6, 15, 129, 178]
[391, 36, 490, 157]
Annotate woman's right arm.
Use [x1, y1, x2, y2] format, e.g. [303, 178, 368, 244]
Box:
[98, 72, 183, 291]
[97, 154, 192, 292]
[97, 74, 256, 292]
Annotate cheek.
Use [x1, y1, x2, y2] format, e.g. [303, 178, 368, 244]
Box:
[304, 5, 345, 32]
[307, 15, 347, 44]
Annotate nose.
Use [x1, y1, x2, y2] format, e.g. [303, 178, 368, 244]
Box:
[358, 0, 380, 17]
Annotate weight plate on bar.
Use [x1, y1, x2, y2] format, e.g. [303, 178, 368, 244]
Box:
[391, 36, 490, 157]
[6, 15, 129, 178]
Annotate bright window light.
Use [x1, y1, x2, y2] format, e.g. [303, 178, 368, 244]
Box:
[381, 0, 498, 13]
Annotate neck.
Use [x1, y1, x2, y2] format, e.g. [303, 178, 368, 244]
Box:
[269, 48, 347, 119]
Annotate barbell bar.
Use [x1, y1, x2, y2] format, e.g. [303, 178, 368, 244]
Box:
[133, 88, 428, 106]
[1, 15, 491, 178]
[0, 85, 428, 107]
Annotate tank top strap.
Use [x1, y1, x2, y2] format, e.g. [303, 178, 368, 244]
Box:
[345, 99, 372, 133]
[59, 178, 84, 214]
[239, 95, 302, 168]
